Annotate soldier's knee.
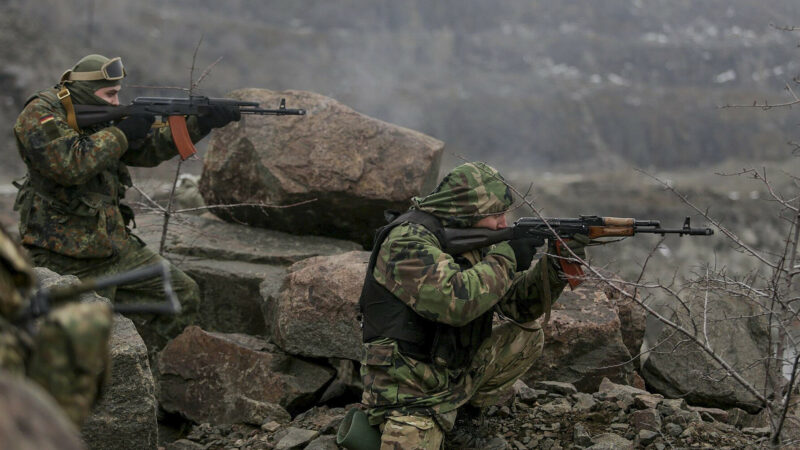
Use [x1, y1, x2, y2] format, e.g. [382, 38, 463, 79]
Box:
[380, 415, 443, 450]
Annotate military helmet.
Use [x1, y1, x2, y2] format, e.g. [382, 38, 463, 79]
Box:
[59, 54, 125, 105]
[60, 54, 125, 84]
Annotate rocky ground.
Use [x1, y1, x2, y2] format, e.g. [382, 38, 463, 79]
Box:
[161, 378, 768, 450]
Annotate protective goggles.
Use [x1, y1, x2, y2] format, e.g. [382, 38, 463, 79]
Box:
[60, 57, 126, 83]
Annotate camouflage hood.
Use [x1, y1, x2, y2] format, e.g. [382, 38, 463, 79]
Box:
[411, 162, 513, 228]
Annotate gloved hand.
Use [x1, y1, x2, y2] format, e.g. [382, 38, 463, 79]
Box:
[508, 238, 539, 271]
[116, 113, 155, 142]
[550, 233, 590, 261]
[197, 104, 241, 132]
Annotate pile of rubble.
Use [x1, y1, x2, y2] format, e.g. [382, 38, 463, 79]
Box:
[163, 378, 767, 449]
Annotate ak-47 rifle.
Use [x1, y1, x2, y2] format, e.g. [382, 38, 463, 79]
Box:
[443, 215, 714, 287]
[15, 262, 181, 333]
[73, 95, 306, 160]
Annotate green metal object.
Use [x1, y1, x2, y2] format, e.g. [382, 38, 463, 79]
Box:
[337, 408, 381, 450]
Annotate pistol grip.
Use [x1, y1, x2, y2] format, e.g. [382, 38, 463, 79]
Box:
[167, 115, 197, 160]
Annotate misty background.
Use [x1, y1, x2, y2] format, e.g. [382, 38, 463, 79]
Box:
[1, 0, 798, 280]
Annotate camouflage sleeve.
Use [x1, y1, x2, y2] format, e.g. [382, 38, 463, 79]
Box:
[14, 99, 126, 186]
[120, 116, 210, 167]
[497, 256, 568, 322]
[374, 222, 517, 327]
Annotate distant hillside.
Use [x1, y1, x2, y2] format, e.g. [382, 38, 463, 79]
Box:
[1, 0, 798, 178]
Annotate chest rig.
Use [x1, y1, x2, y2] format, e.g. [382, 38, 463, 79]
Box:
[359, 210, 494, 370]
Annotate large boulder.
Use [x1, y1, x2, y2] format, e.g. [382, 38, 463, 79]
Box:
[640, 291, 770, 413]
[198, 88, 444, 246]
[32, 268, 158, 450]
[82, 315, 158, 450]
[0, 373, 86, 450]
[134, 213, 361, 266]
[178, 257, 286, 336]
[587, 270, 647, 362]
[270, 251, 369, 361]
[158, 326, 335, 423]
[524, 287, 634, 392]
[134, 213, 360, 335]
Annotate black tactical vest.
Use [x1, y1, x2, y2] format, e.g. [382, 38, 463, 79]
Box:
[359, 210, 494, 370]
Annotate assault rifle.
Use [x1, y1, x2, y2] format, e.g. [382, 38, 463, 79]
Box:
[443, 215, 713, 287]
[16, 262, 181, 333]
[73, 96, 306, 160]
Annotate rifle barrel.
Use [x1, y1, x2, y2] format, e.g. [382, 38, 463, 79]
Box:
[240, 107, 306, 115]
[637, 227, 714, 236]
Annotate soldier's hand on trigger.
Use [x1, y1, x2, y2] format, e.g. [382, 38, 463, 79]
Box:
[116, 113, 155, 142]
[508, 238, 539, 271]
[550, 233, 590, 261]
[197, 104, 241, 131]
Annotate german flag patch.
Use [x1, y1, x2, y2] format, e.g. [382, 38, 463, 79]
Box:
[39, 114, 60, 141]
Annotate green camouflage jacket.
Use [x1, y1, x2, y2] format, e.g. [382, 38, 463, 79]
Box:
[13, 87, 209, 258]
[361, 162, 568, 428]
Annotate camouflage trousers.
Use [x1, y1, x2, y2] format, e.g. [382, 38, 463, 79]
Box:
[0, 301, 112, 427]
[28, 235, 200, 354]
[378, 321, 544, 450]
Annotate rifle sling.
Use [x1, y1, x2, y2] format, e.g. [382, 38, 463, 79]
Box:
[57, 86, 80, 132]
[541, 252, 551, 323]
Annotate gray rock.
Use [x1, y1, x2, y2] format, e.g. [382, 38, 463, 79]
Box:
[574, 422, 593, 447]
[588, 273, 647, 366]
[633, 393, 664, 410]
[135, 213, 361, 266]
[82, 315, 157, 450]
[0, 373, 86, 450]
[159, 326, 334, 422]
[689, 405, 728, 422]
[271, 251, 369, 360]
[165, 439, 205, 450]
[275, 427, 319, 450]
[199, 88, 443, 246]
[534, 381, 578, 396]
[657, 398, 687, 416]
[176, 256, 286, 336]
[640, 292, 770, 412]
[664, 408, 702, 426]
[665, 422, 683, 437]
[629, 408, 662, 433]
[572, 392, 597, 412]
[291, 406, 347, 435]
[31, 268, 156, 450]
[637, 429, 659, 446]
[524, 288, 634, 392]
[539, 397, 572, 416]
[742, 426, 770, 437]
[595, 377, 649, 400]
[588, 433, 634, 450]
[517, 386, 543, 404]
[134, 213, 359, 336]
[304, 435, 339, 450]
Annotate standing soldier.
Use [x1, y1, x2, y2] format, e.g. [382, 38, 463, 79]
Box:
[357, 162, 588, 449]
[0, 224, 111, 428]
[12, 54, 239, 352]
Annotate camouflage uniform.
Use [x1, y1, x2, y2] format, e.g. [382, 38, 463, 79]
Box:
[13, 57, 208, 352]
[361, 162, 569, 449]
[0, 225, 112, 427]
